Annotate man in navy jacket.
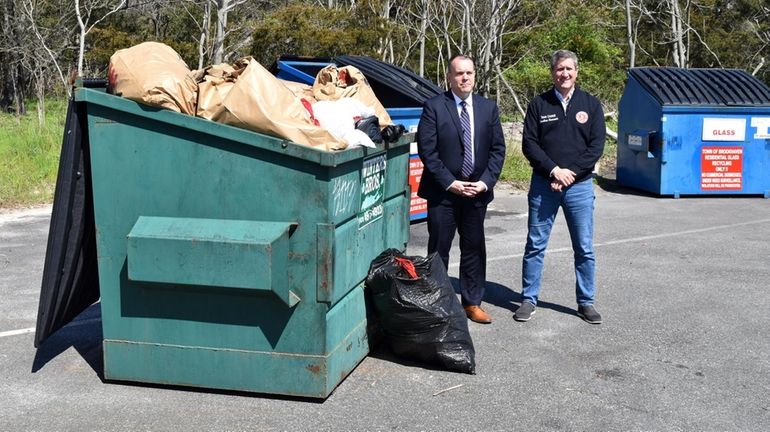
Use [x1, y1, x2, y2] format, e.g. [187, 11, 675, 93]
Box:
[417, 55, 506, 324]
[515, 49, 605, 324]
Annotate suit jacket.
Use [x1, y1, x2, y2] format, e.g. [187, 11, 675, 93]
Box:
[416, 91, 506, 206]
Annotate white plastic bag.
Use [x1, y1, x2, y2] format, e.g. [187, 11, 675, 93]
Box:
[312, 98, 377, 148]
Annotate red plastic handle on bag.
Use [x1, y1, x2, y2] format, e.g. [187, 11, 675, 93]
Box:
[394, 257, 418, 279]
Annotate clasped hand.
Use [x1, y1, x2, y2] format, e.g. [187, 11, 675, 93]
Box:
[550, 167, 577, 192]
[449, 180, 485, 198]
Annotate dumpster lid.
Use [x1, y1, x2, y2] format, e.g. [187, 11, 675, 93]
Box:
[334, 55, 443, 106]
[35, 95, 100, 348]
[270, 55, 442, 107]
[629, 67, 770, 106]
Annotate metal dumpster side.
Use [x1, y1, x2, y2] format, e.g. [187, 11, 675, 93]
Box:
[75, 87, 410, 398]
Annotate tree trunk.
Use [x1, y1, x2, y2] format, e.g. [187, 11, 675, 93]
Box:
[74, 0, 127, 77]
[212, 0, 229, 64]
[479, 0, 498, 96]
[377, 0, 391, 62]
[35, 71, 45, 127]
[75, 0, 86, 75]
[625, 0, 636, 68]
[463, 2, 472, 54]
[0, 0, 16, 111]
[668, 0, 686, 67]
[418, 0, 428, 76]
[199, 0, 211, 69]
[13, 66, 25, 116]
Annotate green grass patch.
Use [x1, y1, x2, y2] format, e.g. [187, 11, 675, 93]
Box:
[0, 98, 67, 208]
[500, 138, 532, 189]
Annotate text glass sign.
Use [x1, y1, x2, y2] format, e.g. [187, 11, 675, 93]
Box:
[702, 118, 746, 142]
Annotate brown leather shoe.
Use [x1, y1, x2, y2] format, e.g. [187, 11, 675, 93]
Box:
[463, 305, 492, 324]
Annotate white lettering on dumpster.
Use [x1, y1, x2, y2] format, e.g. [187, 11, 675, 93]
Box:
[359, 154, 387, 228]
[701, 146, 743, 190]
[751, 117, 770, 139]
[332, 177, 357, 218]
[702, 118, 746, 142]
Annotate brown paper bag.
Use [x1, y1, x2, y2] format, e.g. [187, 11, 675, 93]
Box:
[279, 79, 317, 104]
[195, 57, 251, 120]
[108, 42, 197, 114]
[312, 65, 392, 127]
[218, 59, 346, 151]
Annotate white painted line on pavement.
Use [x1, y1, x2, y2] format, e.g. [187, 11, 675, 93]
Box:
[0, 205, 52, 225]
[449, 217, 770, 268]
[0, 317, 101, 338]
[0, 327, 35, 338]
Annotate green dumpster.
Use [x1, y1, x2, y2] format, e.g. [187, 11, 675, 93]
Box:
[75, 86, 410, 398]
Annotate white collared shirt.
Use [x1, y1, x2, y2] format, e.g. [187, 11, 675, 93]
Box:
[554, 87, 574, 114]
[452, 92, 475, 165]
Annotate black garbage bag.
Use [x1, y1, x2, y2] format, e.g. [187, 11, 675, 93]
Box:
[355, 115, 383, 143]
[380, 124, 406, 143]
[365, 248, 476, 374]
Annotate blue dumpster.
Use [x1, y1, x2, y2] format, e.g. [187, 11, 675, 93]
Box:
[617, 67, 770, 198]
[271, 55, 442, 219]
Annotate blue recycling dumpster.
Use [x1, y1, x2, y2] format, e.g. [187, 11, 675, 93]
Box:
[616, 67, 770, 198]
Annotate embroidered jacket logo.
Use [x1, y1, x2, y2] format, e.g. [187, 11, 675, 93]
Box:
[539, 114, 558, 123]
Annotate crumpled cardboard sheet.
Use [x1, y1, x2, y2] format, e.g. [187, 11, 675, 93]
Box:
[108, 42, 197, 115]
[313, 65, 393, 127]
[216, 59, 346, 151]
[194, 57, 251, 120]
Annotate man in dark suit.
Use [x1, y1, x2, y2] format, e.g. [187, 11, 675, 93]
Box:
[416, 55, 506, 324]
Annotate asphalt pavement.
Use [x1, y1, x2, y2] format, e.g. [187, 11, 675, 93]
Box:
[2, 181, 770, 431]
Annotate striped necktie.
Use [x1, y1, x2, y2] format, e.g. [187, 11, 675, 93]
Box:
[460, 100, 473, 178]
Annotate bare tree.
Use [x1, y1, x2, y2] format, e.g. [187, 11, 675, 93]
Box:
[1, 0, 26, 113]
[625, 0, 636, 67]
[73, 0, 128, 76]
[373, 0, 398, 63]
[21, 0, 70, 92]
[666, 0, 687, 67]
[626, 0, 714, 69]
[445, 0, 521, 96]
[750, 6, 769, 75]
[177, 0, 213, 69]
[211, 0, 251, 64]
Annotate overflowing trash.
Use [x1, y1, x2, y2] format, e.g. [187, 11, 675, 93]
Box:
[107, 42, 404, 151]
[213, 58, 345, 150]
[312, 64, 393, 127]
[195, 57, 250, 120]
[365, 249, 476, 374]
[313, 98, 378, 148]
[108, 42, 197, 115]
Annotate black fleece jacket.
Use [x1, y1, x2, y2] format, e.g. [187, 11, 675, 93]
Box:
[522, 86, 605, 182]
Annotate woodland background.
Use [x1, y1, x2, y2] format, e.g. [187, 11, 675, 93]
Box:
[0, 0, 768, 206]
[1, 0, 768, 121]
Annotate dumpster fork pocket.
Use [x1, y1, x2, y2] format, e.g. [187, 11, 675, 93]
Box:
[126, 216, 300, 307]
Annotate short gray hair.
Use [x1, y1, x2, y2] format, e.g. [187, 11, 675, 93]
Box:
[550, 50, 579, 70]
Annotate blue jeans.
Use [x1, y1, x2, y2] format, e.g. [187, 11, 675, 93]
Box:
[521, 175, 596, 306]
